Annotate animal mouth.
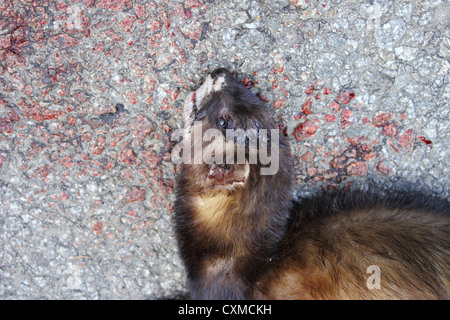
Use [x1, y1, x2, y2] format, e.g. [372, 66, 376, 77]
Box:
[205, 163, 249, 189]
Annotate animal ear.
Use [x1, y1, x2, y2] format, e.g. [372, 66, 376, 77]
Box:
[183, 91, 197, 127]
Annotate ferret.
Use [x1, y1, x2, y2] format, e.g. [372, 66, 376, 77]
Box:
[173, 68, 449, 300]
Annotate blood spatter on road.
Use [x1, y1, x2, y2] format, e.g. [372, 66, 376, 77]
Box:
[292, 119, 319, 141]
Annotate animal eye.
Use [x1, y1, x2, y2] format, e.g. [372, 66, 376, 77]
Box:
[219, 116, 228, 129]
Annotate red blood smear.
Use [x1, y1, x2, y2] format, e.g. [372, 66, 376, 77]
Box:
[302, 98, 313, 115]
[382, 124, 398, 137]
[340, 119, 352, 130]
[387, 139, 400, 152]
[272, 80, 278, 89]
[340, 108, 352, 120]
[417, 136, 432, 145]
[323, 87, 332, 95]
[92, 222, 103, 235]
[376, 161, 394, 176]
[324, 114, 336, 122]
[273, 99, 285, 109]
[25, 110, 62, 122]
[346, 161, 367, 176]
[258, 94, 270, 103]
[305, 85, 315, 94]
[372, 112, 393, 127]
[336, 90, 355, 105]
[328, 100, 340, 112]
[241, 77, 252, 89]
[294, 113, 306, 121]
[398, 129, 414, 150]
[292, 120, 318, 141]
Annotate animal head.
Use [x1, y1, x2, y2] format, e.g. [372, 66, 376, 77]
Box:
[177, 69, 287, 192]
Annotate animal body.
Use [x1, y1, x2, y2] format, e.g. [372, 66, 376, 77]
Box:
[173, 68, 449, 299]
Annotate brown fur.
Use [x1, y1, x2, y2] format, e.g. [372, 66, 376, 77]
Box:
[255, 206, 449, 299]
[174, 69, 450, 300]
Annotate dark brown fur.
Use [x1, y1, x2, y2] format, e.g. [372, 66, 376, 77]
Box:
[174, 69, 449, 299]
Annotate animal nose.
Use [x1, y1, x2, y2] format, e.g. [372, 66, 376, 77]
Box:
[211, 68, 230, 79]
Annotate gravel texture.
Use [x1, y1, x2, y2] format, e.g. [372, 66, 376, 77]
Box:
[0, 0, 449, 299]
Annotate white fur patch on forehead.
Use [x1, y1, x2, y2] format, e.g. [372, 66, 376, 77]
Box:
[195, 74, 226, 110]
